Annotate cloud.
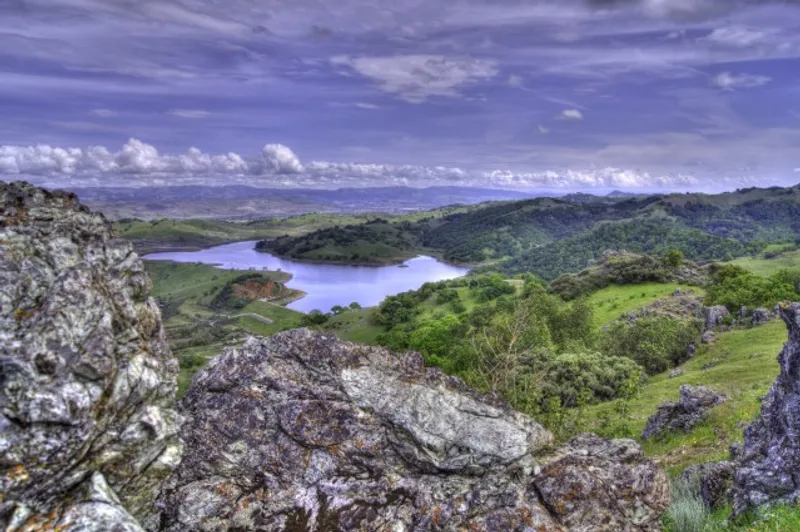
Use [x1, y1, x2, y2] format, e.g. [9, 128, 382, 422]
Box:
[261, 144, 304, 174]
[330, 55, 498, 103]
[169, 109, 211, 119]
[355, 102, 380, 109]
[704, 26, 773, 47]
[90, 109, 117, 118]
[712, 71, 771, 90]
[558, 109, 584, 120]
[538, 125, 550, 135]
[0, 138, 708, 191]
[508, 74, 524, 88]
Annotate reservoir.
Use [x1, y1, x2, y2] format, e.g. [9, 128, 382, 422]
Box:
[144, 240, 470, 313]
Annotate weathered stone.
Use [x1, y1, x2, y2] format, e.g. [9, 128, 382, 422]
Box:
[641, 385, 726, 440]
[751, 308, 771, 326]
[681, 461, 735, 511]
[701, 330, 717, 344]
[734, 303, 800, 515]
[705, 305, 730, 329]
[738, 307, 750, 319]
[669, 368, 684, 379]
[687, 344, 697, 358]
[0, 182, 182, 530]
[159, 330, 669, 531]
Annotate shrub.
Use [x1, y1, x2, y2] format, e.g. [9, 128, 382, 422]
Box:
[601, 316, 702, 375]
[543, 350, 644, 408]
[705, 265, 797, 311]
[663, 475, 710, 532]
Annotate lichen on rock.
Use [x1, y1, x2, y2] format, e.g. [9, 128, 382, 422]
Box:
[158, 329, 669, 531]
[0, 182, 182, 530]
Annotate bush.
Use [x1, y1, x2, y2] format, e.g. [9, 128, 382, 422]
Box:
[300, 310, 329, 326]
[705, 264, 797, 311]
[602, 316, 702, 375]
[543, 350, 644, 408]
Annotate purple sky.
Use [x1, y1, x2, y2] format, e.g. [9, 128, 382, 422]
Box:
[2, 0, 800, 190]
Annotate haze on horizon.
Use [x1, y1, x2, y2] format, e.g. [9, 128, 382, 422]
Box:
[2, 0, 800, 192]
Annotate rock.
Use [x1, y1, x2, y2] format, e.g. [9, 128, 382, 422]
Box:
[729, 442, 743, 462]
[705, 305, 730, 329]
[641, 385, 726, 440]
[701, 330, 717, 344]
[738, 306, 750, 319]
[669, 368, 684, 379]
[751, 308, 771, 326]
[0, 182, 182, 530]
[733, 303, 800, 515]
[687, 344, 697, 358]
[159, 330, 669, 531]
[681, 461, 736, 511]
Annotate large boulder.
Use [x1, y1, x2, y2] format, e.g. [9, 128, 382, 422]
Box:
[0, 183, 182, 530]
[641, 385, 726, 440]
[751, 308, 771, 326]
[159, 330, 669, 531]
[734, 303, 800, 515]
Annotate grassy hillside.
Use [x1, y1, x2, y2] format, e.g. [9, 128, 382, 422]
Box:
[256, 184, 800, 278]
[145, 261, 305, 395]
[733, 248, 800, 276]
[588, 282, 702, 329]
[116, 213, 372, 254]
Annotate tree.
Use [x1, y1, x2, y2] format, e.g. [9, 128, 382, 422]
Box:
[300, 310, 329, 326]
[664, 249, 684, 268]
[349, 302, 362, 310]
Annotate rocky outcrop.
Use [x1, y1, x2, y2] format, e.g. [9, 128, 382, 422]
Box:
[623, 290, 705, 323]
[751, 308, 771, 326]
[681, 461, 735, 511]
[641, 385, 726, 440]
[232, 278, 291, 302]
[705, 305, 730, 330]
[734, 303, 800, 515]
[159, 330, 669, 531]
[0, 183, 182, 530]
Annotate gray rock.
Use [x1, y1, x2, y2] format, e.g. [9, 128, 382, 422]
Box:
[159, 330, 670, 531]
[681, 461, 736, 511]
[702, 330, 717, 344]
[751, 308, 771, 326]
[738, 306, 750, 319]
[734, 303, 800, 515]
[705, 305, 730, 329]
[0, 183, 182, 530]
[641, 385, 726, 440]
[687, 343, 697, 358]
[669, 368, 684, 379]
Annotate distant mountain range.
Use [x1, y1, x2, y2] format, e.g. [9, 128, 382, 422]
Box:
[62, 185, 540, 220]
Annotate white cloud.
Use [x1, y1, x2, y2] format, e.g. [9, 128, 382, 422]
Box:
[169, 109, 211, 118]
[355, 102, 380, 109]
[0, 138, 709, 191]
[558, 109, 584, 120]
[90, 108, 117, 117]
[538, 125, 550, 135]
[261, 144, 304, 174]
[705, 26, 773, 47]
[331, 55, 498, 103]
[712, 71, 771, 90]
[508, 74, 524, 88]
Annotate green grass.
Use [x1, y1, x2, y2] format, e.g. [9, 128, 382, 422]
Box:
[582, 320, 786, 475]
[146, 261, 290, 301]
[588, 282, 703, 329]
[325, 308, 385, 345]
[732, 250, 800, 276]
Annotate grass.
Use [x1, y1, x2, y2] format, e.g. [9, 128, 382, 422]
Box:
[146, 261, 290, 300]
[324, 308, 385, 345]
[587, 282, 703, 329]
[582, 319, 786, 475]
[732, 250, 800, 277]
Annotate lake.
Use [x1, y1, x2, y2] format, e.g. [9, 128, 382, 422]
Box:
[144, 241, 470, 313]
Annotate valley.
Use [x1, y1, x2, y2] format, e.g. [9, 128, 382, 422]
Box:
[125, 184, 800, 530]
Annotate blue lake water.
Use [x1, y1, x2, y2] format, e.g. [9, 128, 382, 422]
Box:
[144, 241, 470, 313]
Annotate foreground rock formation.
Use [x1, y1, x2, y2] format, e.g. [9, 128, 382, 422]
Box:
[641, 385, 726, 441]
[159, 330, 669, 531]
[734, 303, 800, 514]
[0, 183, 181, 530]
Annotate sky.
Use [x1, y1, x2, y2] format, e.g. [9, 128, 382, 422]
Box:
[2, 0, 800, 191]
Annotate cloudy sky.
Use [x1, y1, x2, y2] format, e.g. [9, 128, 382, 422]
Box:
[2, 0, 800, 190]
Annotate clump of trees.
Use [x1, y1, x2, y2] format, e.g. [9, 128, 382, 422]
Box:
[705, 264, 800, 311]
